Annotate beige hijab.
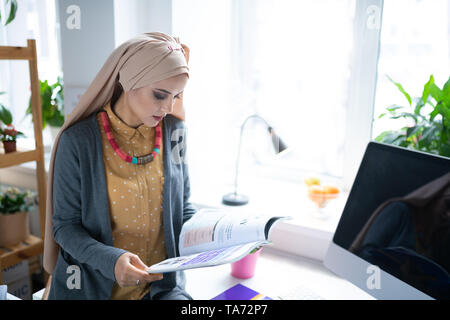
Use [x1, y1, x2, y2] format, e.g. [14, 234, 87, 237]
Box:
[43, 32, 190, 274]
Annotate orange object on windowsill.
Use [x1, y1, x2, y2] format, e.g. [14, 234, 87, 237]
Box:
[306, 184, 340, 208]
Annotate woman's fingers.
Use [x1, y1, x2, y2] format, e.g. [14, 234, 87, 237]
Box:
[129, 254, 163, 281]
[129, 254, 148, 270]
[115, 252, 163, 287]
[129, 263, 162, 282]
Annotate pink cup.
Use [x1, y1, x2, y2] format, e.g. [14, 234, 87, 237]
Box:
[230, 247, 263, 279]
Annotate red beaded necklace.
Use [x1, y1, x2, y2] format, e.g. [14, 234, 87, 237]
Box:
[99, 109, 162, 165]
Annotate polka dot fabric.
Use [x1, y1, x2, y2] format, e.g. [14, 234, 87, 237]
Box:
[97, 102, 167, 300]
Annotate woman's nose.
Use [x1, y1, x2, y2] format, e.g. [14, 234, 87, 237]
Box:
[162, 97, 175, 113]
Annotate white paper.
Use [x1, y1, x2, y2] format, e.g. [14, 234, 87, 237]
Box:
[146, 207, 291, 273]
[179, 208, 279, 256]
[148, 240, 267, 273]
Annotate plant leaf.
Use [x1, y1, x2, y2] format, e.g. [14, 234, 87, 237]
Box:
[406, 125, 422, 138]
[4, 0, 18, 26]
[421, 126, 438, 146]
[390, 112, 420, 124]
[387, 75, 412, 106]
[442, 76, 450, 105]
[0, 105, 13, 125]
[377, 131, 405, 144]
[419, 75, 435, 111]
[429, 83, 442, 103]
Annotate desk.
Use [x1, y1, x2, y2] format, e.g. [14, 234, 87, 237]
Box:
[29, 247, 374, 300]
[187, 176, 374, 300]
[185, 247, 375, 300]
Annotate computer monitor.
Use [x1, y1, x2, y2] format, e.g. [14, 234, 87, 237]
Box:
[324, 142, 450, 300]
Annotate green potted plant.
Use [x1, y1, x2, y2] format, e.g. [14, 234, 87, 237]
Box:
[0, 0, 18, 27]
[0, 92, 26, 153]
[24, 76, 64, 142]
[0, 187, 36, 247]
[375, 75, 450, 157]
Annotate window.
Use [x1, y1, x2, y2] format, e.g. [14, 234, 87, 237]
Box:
[173, 0, 378, 195]
[0, 0, 61, 152]
[372, 0, 450, 139]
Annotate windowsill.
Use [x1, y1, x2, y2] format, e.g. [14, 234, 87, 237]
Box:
[190, 173, 348, 262]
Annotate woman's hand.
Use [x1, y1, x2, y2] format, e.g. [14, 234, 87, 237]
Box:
[114, 252, 163, 287]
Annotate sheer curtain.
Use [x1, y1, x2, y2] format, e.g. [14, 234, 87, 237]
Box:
[173, 0, 357, 198]
[0, 0, 61, 151]
[373, 0, 450, 138]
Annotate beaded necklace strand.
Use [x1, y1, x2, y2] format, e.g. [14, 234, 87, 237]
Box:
[99, 109, 162, 165]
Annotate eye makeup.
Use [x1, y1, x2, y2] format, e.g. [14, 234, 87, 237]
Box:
[153, 91, 181, 100]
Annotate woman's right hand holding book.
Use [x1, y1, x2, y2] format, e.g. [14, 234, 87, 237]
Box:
[114, 252, 163, 287]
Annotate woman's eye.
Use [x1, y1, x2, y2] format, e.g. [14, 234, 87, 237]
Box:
[153, 92, 181, 100]
[153, 92, 166, 100]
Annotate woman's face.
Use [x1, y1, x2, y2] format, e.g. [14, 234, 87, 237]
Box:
[123, 73, 188, 127]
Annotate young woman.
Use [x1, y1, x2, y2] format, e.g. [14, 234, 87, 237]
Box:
[43, 32, 197, 300]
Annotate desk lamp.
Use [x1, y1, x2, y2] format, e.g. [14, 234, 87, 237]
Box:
[222, 114, 288, 206]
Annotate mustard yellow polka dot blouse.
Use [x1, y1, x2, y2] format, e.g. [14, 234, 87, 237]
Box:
[96, 101, 167, 300]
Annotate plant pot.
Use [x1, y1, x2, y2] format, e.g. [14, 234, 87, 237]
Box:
[230, 247, 262, 279]
[0, 211, 30, 247]
[2, 141, 16, 153]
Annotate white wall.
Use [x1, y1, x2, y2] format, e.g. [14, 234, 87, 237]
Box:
[57, 0, 173, 116]
[56, 0, 116, 116]
[114, 0, 172, 47]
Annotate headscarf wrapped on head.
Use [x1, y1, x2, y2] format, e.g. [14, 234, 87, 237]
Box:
[43, 32, 190, 274]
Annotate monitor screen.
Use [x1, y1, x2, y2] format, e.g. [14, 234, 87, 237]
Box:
[332, 142, 450, 299]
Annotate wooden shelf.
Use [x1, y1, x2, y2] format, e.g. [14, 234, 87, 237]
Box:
[0, 235, 43, 270]
[0, 39, 47, 288]
[0, 147, 42, 168]
[0, 235, 44, 283]
[0, 45, 34, 60]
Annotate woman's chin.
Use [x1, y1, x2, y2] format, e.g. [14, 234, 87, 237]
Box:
[142, 118, 158, 127]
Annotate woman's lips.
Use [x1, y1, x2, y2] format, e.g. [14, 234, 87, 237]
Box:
[153, 115, 162, 121]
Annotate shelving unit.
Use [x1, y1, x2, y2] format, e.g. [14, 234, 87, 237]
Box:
[0, 39, 47, 285]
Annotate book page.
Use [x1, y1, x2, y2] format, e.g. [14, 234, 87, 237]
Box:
[179, 208, 277, 256]
[148, 240, 268, 273]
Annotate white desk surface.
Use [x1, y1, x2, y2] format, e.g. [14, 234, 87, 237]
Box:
[28, 246, 375, 300]
[185, 246, 375, 300]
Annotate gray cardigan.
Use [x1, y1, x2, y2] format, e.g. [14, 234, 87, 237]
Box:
[48, 110, 197, 300]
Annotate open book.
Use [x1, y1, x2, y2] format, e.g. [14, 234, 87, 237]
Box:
[146, 207, 290, 273]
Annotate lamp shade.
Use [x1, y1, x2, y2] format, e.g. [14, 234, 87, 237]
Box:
[222, 115, 289, 206]
[268, 127, 288, 154]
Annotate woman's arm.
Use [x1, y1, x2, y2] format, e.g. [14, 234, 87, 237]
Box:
[52, 130, 127, 282]
[182, 158, 197, 225]
[180, 125, 197, 225]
